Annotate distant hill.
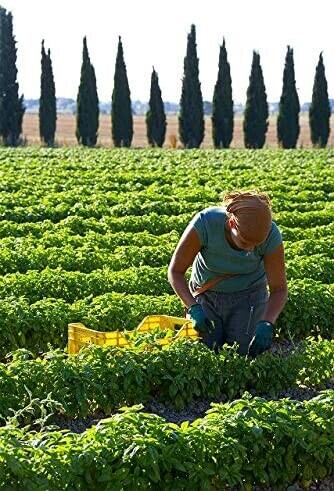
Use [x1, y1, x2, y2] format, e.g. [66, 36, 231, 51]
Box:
[23, 98, 334, 115]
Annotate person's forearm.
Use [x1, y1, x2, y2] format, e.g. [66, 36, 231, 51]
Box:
[262, 289, 288, 324]
[168, 270, 196, 309]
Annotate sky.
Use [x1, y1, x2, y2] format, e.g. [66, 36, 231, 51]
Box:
[2, 0, 334, 104]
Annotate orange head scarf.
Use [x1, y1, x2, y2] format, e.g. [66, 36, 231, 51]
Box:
[224, 191, 272, 244]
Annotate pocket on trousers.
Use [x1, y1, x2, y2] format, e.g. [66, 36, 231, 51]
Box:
[248, 286, 269, 309]
[246, 288, 269, 338]
[246, 305, 255, 335]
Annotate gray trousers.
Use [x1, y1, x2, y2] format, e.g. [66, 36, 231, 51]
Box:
[190, 280, 269, 355]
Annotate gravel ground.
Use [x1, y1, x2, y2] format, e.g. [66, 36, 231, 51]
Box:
[141, 378, 334, 424]
[308, 478, 334, 491]
[51, 378, 334, 431]
[268, 338, 302, 357]
[234, 476, 334, 491]
[253, 476, 334, 490]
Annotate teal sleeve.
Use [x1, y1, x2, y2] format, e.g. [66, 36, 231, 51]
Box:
[263, 222, 283, 255]
[189, 211, 208, 247]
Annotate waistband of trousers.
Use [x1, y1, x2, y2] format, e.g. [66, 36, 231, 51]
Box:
[190, 278, 268, 299]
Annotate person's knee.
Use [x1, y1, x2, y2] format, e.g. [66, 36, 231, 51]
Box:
[200, 320, 225, 353]
[236, 341, 249, 356]
[201, 337, 220, 354]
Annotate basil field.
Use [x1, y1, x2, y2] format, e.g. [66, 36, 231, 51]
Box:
[0, 147, 333, 490]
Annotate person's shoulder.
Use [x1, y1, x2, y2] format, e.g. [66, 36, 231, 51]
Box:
[190, 207, 226, 246]
[267, 220, 281, 240]
[199, 206, 227, 220]
[259, 220, 283, 255]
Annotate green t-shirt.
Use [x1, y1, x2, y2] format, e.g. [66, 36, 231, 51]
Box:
[190, 206, 283, 293]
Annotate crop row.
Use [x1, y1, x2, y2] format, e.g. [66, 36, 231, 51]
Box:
[1, 337, 333, 421]
[0, 212, 193, 237]
[284, 238, 333, 260]
[0, 148, 332, 184]
[0, 390, 333, 489]
[0, 198, 331, 226]
[0, 230, 179, 252]
[0, 200, 213, 223]
[0, 210, 333, 243]
[0, 199, 332, 230]
[0, 171, 330, 209]
[0, 187, 217, 208]
[0, 266, 172, 302]
[0, 191, 332, 220]
[0, 223, 332, 256]
[0, 254, 333, 307]
[0, 237, 332, 276]
[0, 243, 176, 274]
[0, 279, 332, 356]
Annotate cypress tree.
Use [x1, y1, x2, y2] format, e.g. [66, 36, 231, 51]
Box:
[179, 24, 204, 148]
[0, 7, 25, 146]
[146, 67, 166, 147]
[0, 8, 6, 138]
[76, 36, 99, 147]
[243, 51, 268, 149]
[111, 36, 133, 147]
[309, 53, 331, 148]
[212, 38, 233, 148]
[277, 46, 300, 149]
[39, 40, 57, 146]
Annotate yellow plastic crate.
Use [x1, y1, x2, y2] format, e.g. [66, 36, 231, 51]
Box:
[68, 315, 198, 354]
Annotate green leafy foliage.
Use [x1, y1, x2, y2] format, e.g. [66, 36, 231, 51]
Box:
[0, 148, 332, 355]
[0, 147, 333, 487]
[0, 391, 333, 489]
[0, 337, 333, 421]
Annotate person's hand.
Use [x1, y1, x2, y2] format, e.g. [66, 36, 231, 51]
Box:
[248, 320, 273, 357]
[187, 303, 215, 336]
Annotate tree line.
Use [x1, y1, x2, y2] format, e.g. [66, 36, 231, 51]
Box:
[0, 7, 331, 149]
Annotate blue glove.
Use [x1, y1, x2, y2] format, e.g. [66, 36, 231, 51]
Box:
[248, 320, 273, 357]
[187, 303, 215, 336]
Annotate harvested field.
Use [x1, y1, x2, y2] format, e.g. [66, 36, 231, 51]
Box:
[22, 113, 334, 148]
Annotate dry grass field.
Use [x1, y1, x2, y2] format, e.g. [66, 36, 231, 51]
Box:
[22, 113, 334, 149]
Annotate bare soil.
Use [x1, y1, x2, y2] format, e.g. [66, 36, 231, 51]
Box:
[22, 113, 334, 149]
